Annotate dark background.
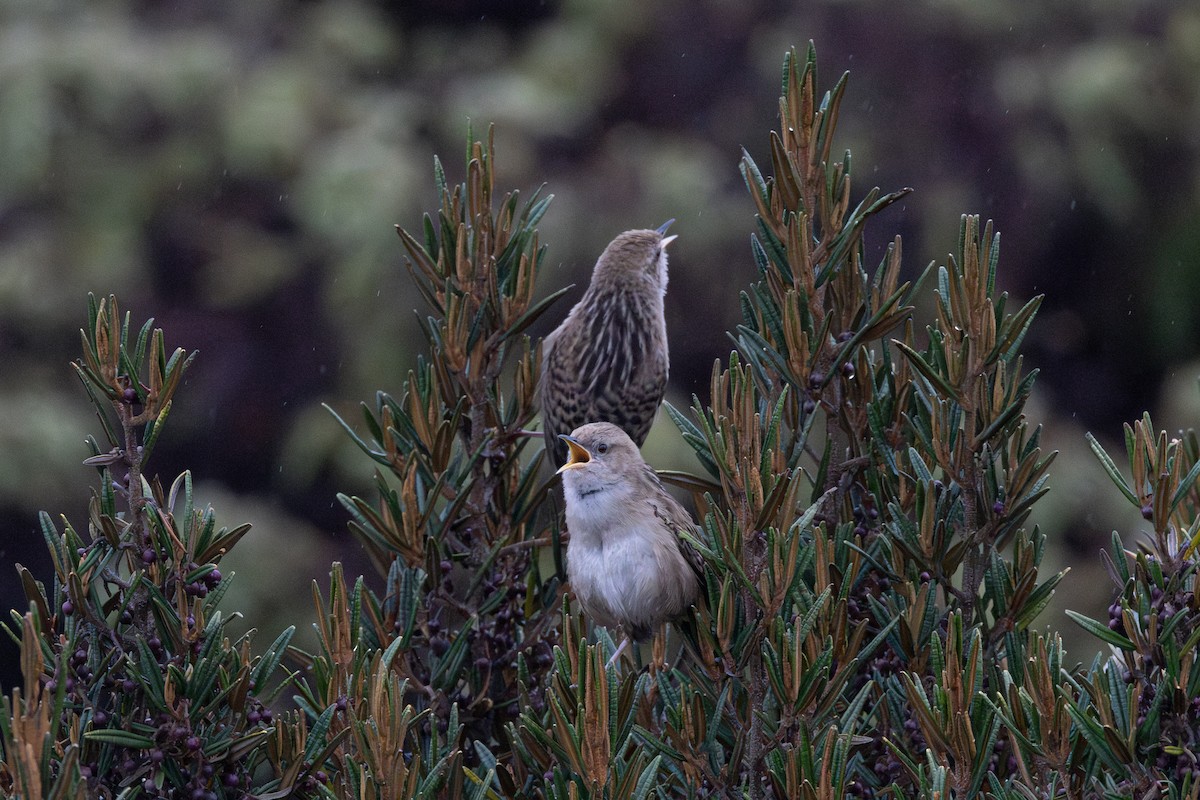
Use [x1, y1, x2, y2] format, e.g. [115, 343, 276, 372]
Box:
[3, 0, 1199, 684]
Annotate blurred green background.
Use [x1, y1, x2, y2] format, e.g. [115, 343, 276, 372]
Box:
[3, 0, 1199, 684]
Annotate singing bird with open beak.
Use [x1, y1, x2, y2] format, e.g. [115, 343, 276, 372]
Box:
[540, 221, 676, 467]
[557, 422, 702, 653]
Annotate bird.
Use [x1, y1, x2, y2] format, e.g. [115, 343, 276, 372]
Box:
[540, 221, 676, 467]
[556, 422, 702, 660]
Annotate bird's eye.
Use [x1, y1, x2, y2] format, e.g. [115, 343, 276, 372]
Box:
[596, 442, 609, 454]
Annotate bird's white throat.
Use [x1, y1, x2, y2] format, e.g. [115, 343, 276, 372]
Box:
[562, 472, 634, 532]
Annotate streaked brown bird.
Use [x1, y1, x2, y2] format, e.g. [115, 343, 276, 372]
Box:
[557, 422, 702, 657]
[540, 221, 676, 467]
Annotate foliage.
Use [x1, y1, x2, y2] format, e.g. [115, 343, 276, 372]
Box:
[0, 296, 319, 798]
[314, 126, 566, 794]
[4, 42, 1200, 800]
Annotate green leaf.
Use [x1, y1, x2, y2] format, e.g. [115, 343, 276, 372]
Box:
[1170, 455, 1200, 512]
[894, 339, 960, 402]
[84, 729, 155, 748]
[1065, 609, 1135, 650]
[502, 285, 573, 343]
[434, 155, 447, 198]
[1086, 432, 1139, 506]
[250, 626, 296, 692]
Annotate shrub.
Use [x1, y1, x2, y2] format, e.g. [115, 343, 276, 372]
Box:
[0, 297, 316, 798]
[3, 43, 1199, 800]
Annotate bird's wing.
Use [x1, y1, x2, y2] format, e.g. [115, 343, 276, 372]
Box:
[540, 326, 585, 465]
[642, 465, 705, 578]
[585, 334, 667, 447]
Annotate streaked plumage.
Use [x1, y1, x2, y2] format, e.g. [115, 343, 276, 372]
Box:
[557, 422, 702, 642]
[541, 223, 675, 466]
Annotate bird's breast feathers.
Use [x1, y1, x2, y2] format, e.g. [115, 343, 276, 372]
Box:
[566, 511, 691, 625]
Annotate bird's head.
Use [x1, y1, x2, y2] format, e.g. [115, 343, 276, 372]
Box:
[556, 422, 643, 499]
[593, 220, 677, 289]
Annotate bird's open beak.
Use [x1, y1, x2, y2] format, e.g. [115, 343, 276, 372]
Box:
[656, 218, 675, 235]
[556, 435, 591, 473]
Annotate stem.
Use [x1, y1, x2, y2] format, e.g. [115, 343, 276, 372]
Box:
[745, 669, 766, 800]
[116, 400, 155, 642]
[736, 478, 768, 798]
[120, 404, 146, 539]
[959, 479, 982, 628]
[497, 537, 552, 555]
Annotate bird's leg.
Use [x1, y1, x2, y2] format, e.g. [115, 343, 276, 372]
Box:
[605, 635, 631, 668]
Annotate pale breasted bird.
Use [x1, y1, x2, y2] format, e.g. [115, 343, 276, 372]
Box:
[556, 422, 702, 650]
[540, 221, 676, 467]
